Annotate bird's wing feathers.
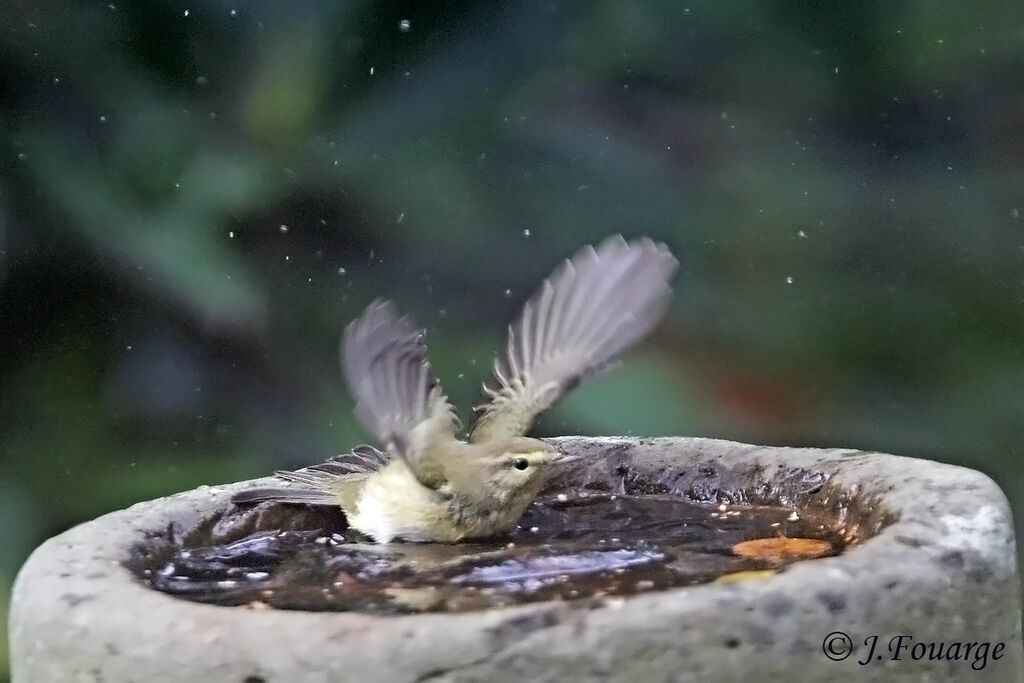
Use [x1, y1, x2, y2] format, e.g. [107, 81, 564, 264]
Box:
[229, 445, 390, 507]
[342, 300, 458, 485]
[470, 235, 678, 442]
[230, 486, 339, 506]
[309, 445, 391, 476]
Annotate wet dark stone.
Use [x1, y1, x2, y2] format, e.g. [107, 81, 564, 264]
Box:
[940, 550, 965, 569]
[59, 593, 95, 607]
[817, 591, 846, 613]
[744, 623, 775, 647]
[894, 535, 927, 547]
[761, 593, 793, 617]
[968, 565, 993, 584]
[490, 610, 561, 641]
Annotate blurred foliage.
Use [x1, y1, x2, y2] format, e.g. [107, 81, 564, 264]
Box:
[2, 0, 1024, 677]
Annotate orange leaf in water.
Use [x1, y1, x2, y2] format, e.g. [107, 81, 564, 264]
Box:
[731, 537, 833, 563]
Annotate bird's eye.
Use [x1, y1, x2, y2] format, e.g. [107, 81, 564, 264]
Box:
[513, 457, 530, 471]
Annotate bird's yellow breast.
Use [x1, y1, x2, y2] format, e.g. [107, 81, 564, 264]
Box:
[346, 462, 460, 543]
[343, 460, 522, 543]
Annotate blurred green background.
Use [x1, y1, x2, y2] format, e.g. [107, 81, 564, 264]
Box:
[2, 0, 1023, 676]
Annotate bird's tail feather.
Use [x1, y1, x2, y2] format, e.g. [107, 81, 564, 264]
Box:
[230, 487, 339, 506]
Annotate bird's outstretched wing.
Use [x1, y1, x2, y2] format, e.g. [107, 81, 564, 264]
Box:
[342, 299, 458, 486]
[470, 235, 678, 443]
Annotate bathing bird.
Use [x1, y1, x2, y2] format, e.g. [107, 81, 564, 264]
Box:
[232, 235, 678, 542]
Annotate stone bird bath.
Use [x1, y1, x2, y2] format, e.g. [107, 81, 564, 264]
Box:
[9, 437, 1023, 682]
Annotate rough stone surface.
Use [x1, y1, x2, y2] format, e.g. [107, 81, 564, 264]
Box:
[9, 437, 1024, 682]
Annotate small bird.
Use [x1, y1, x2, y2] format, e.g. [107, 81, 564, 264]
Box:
[232, 235, 678, 542]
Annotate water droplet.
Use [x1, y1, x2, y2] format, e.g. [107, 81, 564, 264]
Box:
[337, 267, 347, 275]
[1011, 208, 1019, 220]
[16, 152, 26, 161]
[398, 19, 411, 32]
[279, 224, 289, 234]
[369, 66, 375, 76]
[228, 231, 235, 239]
[785, 276, 794, 284]
[522, 228, 531, 238]
[396, 212, 405, 224]
[183, 9, 189, 17]
[230, 9, 237, 17]
[797, 230, 807, 238]
[503, 288, 512, 298]
[99, 115, 107, 122]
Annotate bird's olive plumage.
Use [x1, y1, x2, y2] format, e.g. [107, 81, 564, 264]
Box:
[232, 235, 678, 542]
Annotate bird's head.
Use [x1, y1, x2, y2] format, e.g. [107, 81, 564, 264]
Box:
[447, 437, 572, 514]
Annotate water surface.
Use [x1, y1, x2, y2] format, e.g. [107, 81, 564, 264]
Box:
[138, 490, 848, 613]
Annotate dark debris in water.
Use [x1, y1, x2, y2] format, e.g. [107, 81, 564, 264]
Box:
[132, 490, 862, 614]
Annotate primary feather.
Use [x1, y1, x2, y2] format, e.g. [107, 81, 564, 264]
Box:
[341, 300, 459, 486]
[342, 300, 457, 452]
[304, 445, 391, 476]
[470, 235, 678, 442]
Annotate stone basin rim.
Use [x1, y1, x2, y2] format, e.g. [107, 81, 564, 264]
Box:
[10, 436, 1022, 683]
